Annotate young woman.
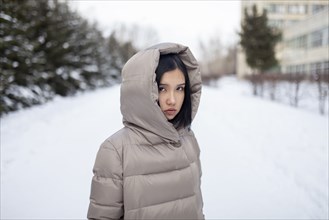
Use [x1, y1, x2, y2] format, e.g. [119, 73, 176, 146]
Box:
[87, 43, 204, 219]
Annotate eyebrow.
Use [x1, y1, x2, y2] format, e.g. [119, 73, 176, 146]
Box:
[159, 83, 185, 86]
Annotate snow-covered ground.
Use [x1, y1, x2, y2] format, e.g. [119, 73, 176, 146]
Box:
[1, 77, 328, 219]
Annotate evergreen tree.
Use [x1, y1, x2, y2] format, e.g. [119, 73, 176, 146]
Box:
[239, 4, 281, 73]
[107, 31, 137, 81]
[0, 0, 136, 116]
[43, 0, 94, 95]
[1, 0, 49, 113]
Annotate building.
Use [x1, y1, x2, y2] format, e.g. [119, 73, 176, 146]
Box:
[237, 0, 329, 77]
[281, 8, 328, 74]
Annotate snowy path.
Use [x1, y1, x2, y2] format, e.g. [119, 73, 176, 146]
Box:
[1, 78, 328, 219]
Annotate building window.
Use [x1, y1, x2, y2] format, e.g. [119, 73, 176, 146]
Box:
[296, 64, 306, 73]
[287, 65, 296, 73]
[312, 4, 328, 14]
[310, 28, 329, 48]
[310, 62, 326, 74]
[268, 4, 285, 14]
[311, 30, 323, 47]
[287, 64, 307, 73]
[285, 20, 299, 27]
[268, 19, 284, 28]
[297, 35, 307, 48]
[286, 35, 307, 49]
[324, 27, 329, 46]
[323, 61, 329, 73]
[310, 62, 319, 74]
[288, 4, 306, 14]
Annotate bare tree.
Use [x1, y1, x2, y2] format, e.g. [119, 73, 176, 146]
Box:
[291, 73, 305, 107]
[264, 73, 280, 101]
[244, 74, 264, 96]
[198, 35, 237, 85]
[313, 70, 329, 115]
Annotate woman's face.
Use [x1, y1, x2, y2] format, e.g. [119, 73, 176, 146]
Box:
[158, 68, 185, 120]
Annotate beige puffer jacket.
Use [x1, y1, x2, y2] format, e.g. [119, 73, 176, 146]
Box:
[87, 43, 204, 219]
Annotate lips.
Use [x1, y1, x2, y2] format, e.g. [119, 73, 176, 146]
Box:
[164, 108, 177, 115]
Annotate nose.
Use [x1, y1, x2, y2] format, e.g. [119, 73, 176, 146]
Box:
[166, 91, 176, 105]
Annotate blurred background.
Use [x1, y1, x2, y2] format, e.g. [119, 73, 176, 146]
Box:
[1, 0, 328, 219]
[1, 0, 328, 115]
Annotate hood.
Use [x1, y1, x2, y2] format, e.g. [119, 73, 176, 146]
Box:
[120, 42, 202, 144]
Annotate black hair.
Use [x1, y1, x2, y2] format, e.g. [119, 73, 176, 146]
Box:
[155, 54, 192, 129]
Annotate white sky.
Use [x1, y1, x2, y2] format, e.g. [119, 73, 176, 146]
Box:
[69, 0, 241, 59]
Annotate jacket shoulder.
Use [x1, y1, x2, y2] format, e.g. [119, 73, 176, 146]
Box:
[102, 127, 134, 154]
[93, 128, 133, 179]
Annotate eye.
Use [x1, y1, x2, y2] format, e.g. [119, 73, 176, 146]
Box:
[177, 86, 185, 91]
[158, 86, 166, 92]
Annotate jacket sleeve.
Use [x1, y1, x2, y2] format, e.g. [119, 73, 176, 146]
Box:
[87, 140, 124, 220]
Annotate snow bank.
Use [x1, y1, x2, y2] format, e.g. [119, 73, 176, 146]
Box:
[1, 77, 328, 219]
